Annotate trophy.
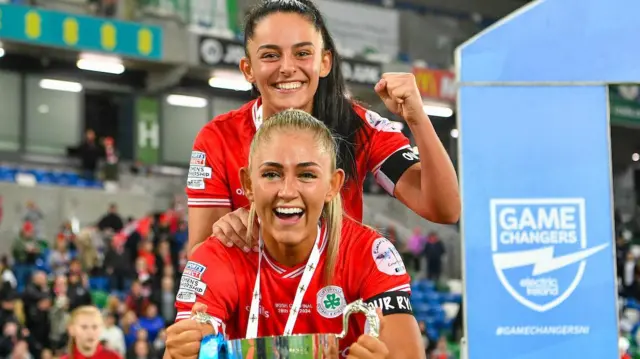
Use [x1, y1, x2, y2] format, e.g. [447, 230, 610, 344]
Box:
[195, 299, 380, 359]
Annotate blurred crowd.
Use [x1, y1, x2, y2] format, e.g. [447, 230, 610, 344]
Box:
[1, 200, 188, 358]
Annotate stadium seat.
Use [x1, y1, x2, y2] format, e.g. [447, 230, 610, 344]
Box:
[628, 299, 640, 311]
[89, 277, 109, 291]
[414, 303, 430, 316]
[28, 169, 47, 182]
[418, 279, 436, 292]
[91, 290, 109, 309]
[111, 290, 128, 301]
[75, 177, 92, 188]
[411, 289, 426, 302]
[427, 328, 439, 340]
[425, 292, 441, 305]
[442, 292, 462, 303]
[0, 166, 16, 182]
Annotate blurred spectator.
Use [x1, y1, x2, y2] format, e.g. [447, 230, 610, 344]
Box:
[0, 256, 17, 294]
[174, 221, 188, 252]
[8, 339, 33, 359]
[135, 258, 152, 293]
[62, 306, 121, 359]
[136, 304, 163, 342]
[48, 240, 72, 277]
[104, 241, 131, 292]
[152, 329, 166, 355]
[125, 281, 149, 317]
[155, 241, 176, 281]
[28, 296, 51, 357]
[68, 260, 83, 278]
[103, 295, 121, 318]
[407, 227, 425, 272]
[620, 336, 631, 359]
[0, 321, 25, 357]
[430, 336, 454, 359]
[126, 339, 151, 359]
[451, 298, 463, 343]
[12, 222, 46, 266]
[137, 241, 156, 277]
[75, 230, 100, 274]
[49, 276, 70, 353]
[134, 328, 147, 344]
[102, 313, 126, 356]
[0, 291, 19, 331]
[41, 348, 53, 359]
[177, 249, 187, 273]
[22, 271, 49, 328]
[58, 221, 77, 252]
[120, 311, 141, 349]
[618, 234, 631, 282]
[153, 276, 175, 325]
[102, 137, 120, 182]
[70, 129, 104, 181]
[622, 251, 636, 297]
[67, 273, 92, 311]
[424, 232, 445, 283]
[22, 201, 43, 236]
[98, 204, 124, 233]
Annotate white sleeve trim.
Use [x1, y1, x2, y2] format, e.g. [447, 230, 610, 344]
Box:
[384, 284, 412, 293]
[372, 145, 413, 196]
[187, 198, 232, 207]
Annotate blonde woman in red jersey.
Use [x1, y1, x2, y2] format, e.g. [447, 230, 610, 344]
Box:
[166, 110, 425, 359]
[61, 306, 121, 359]
[185, 0, 460, 255]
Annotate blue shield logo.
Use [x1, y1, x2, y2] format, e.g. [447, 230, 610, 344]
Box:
[490, 198, 609, 312]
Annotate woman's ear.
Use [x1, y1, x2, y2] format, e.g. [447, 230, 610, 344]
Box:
[239, 167, 253, 201]
[326, 168, 345, 203]
[239, 57, 255, 84]
[320, 50, 332, 78]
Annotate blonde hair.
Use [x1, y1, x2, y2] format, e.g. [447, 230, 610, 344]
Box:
[67, 305, 103, 358]
[245, 109, 343, 283]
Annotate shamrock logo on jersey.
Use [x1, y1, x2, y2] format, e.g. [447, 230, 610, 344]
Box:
[317, 286, 346, 318]
[324, 294, 341, 309]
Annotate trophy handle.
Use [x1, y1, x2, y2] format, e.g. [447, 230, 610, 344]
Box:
[336, 299, 380, 339]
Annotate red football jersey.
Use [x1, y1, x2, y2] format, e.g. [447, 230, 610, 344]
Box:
[175, 218, 412, 357]
[185, 98, 416, 220]
[61, 344, 121, 359]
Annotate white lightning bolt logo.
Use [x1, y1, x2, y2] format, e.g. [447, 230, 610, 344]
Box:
[493, 243, 610, 276]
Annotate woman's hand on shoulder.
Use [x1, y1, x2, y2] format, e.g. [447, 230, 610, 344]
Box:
[210, 207, 259, 252]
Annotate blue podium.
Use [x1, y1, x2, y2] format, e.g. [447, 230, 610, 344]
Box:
[456, 0, 637, 357]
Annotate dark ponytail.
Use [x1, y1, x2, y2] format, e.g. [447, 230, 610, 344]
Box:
[243, 0, 365, 184]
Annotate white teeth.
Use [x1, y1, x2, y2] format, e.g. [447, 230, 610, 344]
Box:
[275, 82, 302, 90]
[275, 207, 304, 215]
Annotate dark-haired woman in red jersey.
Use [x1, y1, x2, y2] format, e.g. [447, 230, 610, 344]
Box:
[185, 0, 460, 255]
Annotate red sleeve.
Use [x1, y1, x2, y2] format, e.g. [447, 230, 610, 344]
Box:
[174, 240, 238, 334]
[356, 106, 418, 196]
[185, 123, 232, 208]
[107, 350, 123, 359]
